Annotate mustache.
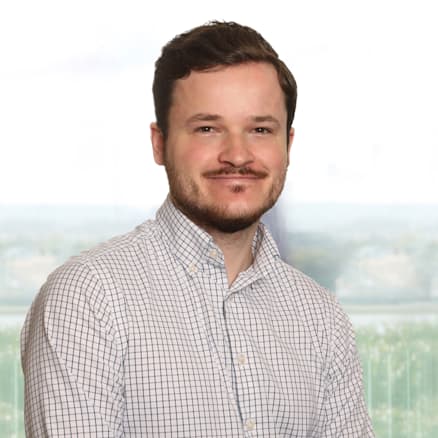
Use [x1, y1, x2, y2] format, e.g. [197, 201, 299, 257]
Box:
[203, 166, 268, 178]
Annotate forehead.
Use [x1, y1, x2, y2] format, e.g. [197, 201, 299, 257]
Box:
[170, 62, 287, 122]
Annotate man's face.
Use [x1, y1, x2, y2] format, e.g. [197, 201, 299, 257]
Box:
[151, 62, 294, 234]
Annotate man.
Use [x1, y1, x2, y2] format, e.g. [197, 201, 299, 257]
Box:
[21, 21, 374, 437]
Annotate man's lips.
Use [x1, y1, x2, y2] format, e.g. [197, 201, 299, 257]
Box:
[207, 175, 260, 180]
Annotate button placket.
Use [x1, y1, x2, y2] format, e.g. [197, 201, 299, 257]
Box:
[224, 293, 260, 437]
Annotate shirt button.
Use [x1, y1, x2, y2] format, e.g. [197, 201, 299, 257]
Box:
[236, 353, 247, 366]
[209, 249, 218, 259]
[189, 264, 198, 273]
[245, 418, 256, 431]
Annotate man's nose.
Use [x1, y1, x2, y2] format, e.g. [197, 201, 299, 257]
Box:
[218, 134, 254, 167]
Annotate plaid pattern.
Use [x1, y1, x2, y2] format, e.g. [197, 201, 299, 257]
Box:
[21, 197, 374, 437]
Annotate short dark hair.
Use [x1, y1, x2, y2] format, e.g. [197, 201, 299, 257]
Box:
[152, 21, 297, 140]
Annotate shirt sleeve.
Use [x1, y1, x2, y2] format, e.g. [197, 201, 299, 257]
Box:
[322, 302, 375, 437]
[21, 262, 126, 437]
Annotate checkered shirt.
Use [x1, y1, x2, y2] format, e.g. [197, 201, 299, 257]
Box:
[21, 197, 374, 437]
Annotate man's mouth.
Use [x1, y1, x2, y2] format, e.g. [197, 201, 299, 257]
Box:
[203, 167, 267, 179]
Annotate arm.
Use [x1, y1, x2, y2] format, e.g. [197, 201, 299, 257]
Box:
[21, 262, 126, 437]
[322, 304, 375, 437]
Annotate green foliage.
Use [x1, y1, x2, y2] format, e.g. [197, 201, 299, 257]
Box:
[0, 328, 24, 438]
[357, 323, 438, 437]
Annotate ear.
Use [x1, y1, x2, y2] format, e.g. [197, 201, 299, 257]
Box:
[286, 127, 295, 165]
[150, 122, 165, 165]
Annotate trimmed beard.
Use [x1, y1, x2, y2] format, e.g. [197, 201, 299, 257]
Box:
[164, 159, 287, 234]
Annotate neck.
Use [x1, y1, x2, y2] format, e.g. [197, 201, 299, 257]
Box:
[208, 222, 259, 286]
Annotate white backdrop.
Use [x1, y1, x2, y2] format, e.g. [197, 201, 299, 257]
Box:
[1, 0, 437, 206]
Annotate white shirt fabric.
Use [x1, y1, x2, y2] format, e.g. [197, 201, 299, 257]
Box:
[21, 197, 374, 437]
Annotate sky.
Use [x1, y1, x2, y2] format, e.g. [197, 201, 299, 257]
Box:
[1, 0, 437, 207]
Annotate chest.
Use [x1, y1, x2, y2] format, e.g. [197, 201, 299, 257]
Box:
[120, 267, 326, 436]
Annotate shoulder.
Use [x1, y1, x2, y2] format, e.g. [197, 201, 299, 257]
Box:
[71, 219, 159, 265]
[35, 220, 155, 298]
[24, 220, 160, 339]
[272, 259, 338, 314]
[41, 219, 164, 292]
[270, 259, 352, 361]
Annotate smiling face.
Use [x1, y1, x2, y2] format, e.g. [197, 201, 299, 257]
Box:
[151, 62, 294, 234]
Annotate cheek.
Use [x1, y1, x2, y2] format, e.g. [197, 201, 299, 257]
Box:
[168, 148, 210, 181]
[262, 150, 289, 170]
[180, 148, 217, 170]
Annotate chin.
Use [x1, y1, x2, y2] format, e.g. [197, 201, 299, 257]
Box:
[202, 208, 263, 233]
[169, 176, 282, 233]
[195, 201, 273, 234]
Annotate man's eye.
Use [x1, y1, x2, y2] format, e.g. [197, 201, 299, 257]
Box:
[254, 127, 271, 134]
[196, 126, 214, 133]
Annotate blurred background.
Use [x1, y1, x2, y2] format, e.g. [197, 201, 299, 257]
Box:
[1, 0, 437, 436]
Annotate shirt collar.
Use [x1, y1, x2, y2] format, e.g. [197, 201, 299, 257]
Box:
[156, 196, 281, 279]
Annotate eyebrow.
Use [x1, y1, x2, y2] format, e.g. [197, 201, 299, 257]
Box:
[186, 113, 281, 126]
[251, 115, 281, 126]
[186, 113, 222, 124]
